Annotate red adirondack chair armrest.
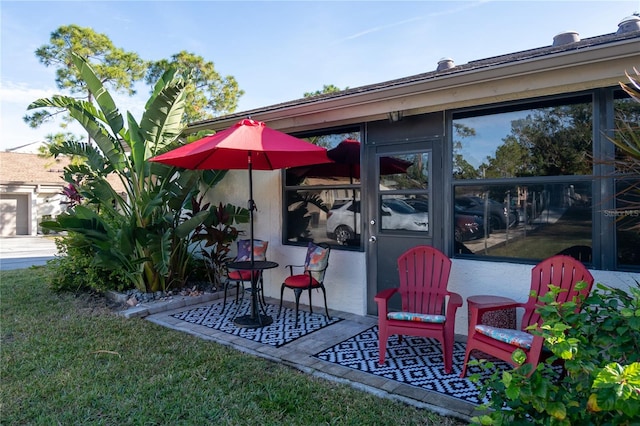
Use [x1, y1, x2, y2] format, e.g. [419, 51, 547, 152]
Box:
[374, 288, 398, 316]
[446, 291, 463, 319]
[374, 287, 398, 303]
[447, 292, 463, 310]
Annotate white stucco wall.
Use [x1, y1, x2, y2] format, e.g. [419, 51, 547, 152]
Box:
[204, 169, 369, 316]
[207, 170, 640, 337]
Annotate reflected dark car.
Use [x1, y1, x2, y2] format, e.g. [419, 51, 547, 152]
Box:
[402, 198, 429, 213]
[454, 212, 483, 241]
[403, 198, 484, 241]
[455, 196, 518, 231]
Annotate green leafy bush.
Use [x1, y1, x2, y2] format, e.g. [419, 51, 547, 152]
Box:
[48, 234, 129, 293]
[471, 281, 640, 425]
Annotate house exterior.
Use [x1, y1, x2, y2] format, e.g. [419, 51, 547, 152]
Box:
[0, 152, 71, 236]
[0, 150, 126, 237]
[189, 18, 640, 335]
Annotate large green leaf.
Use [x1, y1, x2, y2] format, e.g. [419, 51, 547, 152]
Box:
[47, 207, 111, 246]
[147, 230, 172, 276]
[50, 140, 108, 172]
[85, 177, 124, 209]
[140, 75, 188, 157]
[71, 52, 124, 134]
[30, 95, 126, 171]
[175, 210, 209, 239]
[146, 67, 178, 109]
[126, 111, 147, 179]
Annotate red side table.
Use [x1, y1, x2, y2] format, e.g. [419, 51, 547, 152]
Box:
[467, 295, 517, 331]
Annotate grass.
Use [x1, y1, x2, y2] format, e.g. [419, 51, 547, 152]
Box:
[486, 207, 592, 259]
[0, 266, 466, 425]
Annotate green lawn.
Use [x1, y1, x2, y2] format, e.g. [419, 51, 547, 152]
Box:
[0, 266, 466, 425]
[486, 207, 592, 259]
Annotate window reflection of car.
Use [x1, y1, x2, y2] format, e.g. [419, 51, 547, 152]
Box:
[454, 212, 483, 241]
[326, 199, 428, 245]
[455, 196, 518, 231]
[403, 198, 484, 241]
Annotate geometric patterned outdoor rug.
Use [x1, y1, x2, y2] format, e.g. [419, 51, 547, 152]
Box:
[170, 298, 342, 348]
[313, 326, 512, 405]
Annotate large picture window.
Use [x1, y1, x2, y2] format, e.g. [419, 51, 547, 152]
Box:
[284, 129, 363, 249]
[452, 92, 640, 270]
[452, 96, 595, 262]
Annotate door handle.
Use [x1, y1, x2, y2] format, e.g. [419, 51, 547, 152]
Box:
[369, 236, 377, 243]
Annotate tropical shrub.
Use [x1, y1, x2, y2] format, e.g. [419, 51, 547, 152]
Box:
[48, 234, 129, 293]
[189, 201, 248, 289]
[31, 52, 247, 293]
[471, 282, 640, 425]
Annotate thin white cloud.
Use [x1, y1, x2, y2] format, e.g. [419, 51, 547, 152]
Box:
[331, 0, 492, 46]
[334, 16, 426, 44]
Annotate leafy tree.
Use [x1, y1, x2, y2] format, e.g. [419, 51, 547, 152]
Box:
[24, 25, 147, 129]
[145, 51, 244, 123]
[483, 134, 532, 178]
[453, 122, 480, 179]
[304, 84, 347, 98]
[484, 105, 592, 178]
[37, 132, 85, 166]
[29, 52, 246, 293]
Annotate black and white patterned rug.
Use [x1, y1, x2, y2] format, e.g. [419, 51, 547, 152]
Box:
[170, 299, 342, 348]
[313, 326, 511, 405]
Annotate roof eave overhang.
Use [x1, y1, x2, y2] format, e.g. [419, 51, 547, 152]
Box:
[186, 37, 640, 135]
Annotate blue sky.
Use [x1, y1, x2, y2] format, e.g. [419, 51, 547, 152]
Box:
[1, 0, 638, 151]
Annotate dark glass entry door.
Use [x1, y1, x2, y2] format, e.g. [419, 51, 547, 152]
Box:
[365, 139, 443, 314]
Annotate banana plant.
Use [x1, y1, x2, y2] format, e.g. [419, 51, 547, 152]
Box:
[609, 67, 640, 234]
[32, 52, 227, 292]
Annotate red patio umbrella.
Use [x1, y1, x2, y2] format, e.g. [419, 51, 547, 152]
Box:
[289, 139, 412, 181]
[150, 118, 331, 327]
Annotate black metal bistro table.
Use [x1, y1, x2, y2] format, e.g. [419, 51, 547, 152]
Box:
[226, 260, 278, 328]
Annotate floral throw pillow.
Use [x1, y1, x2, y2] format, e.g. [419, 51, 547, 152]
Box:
[236, 239, 268, 262]
[304, 242, 329, 274]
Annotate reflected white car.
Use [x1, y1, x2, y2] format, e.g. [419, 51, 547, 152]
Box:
[326, 199, 429, 244]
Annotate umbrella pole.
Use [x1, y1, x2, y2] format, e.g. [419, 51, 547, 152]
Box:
[249, 152, 255, 266]
[234, 151, 273, 328]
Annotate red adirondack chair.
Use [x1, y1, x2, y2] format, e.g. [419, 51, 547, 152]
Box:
[460, 254, 594, 377]
[375, 246, 462, 374]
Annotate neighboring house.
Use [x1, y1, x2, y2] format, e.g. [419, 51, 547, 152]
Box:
[0, 152, 71, 236]
[6, 141, 51, 154]
[188, 17, 640, 335]
[0, 151, 126, 236]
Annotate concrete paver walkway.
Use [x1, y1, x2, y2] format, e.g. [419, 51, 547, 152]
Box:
[144, 294, 479, 422]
